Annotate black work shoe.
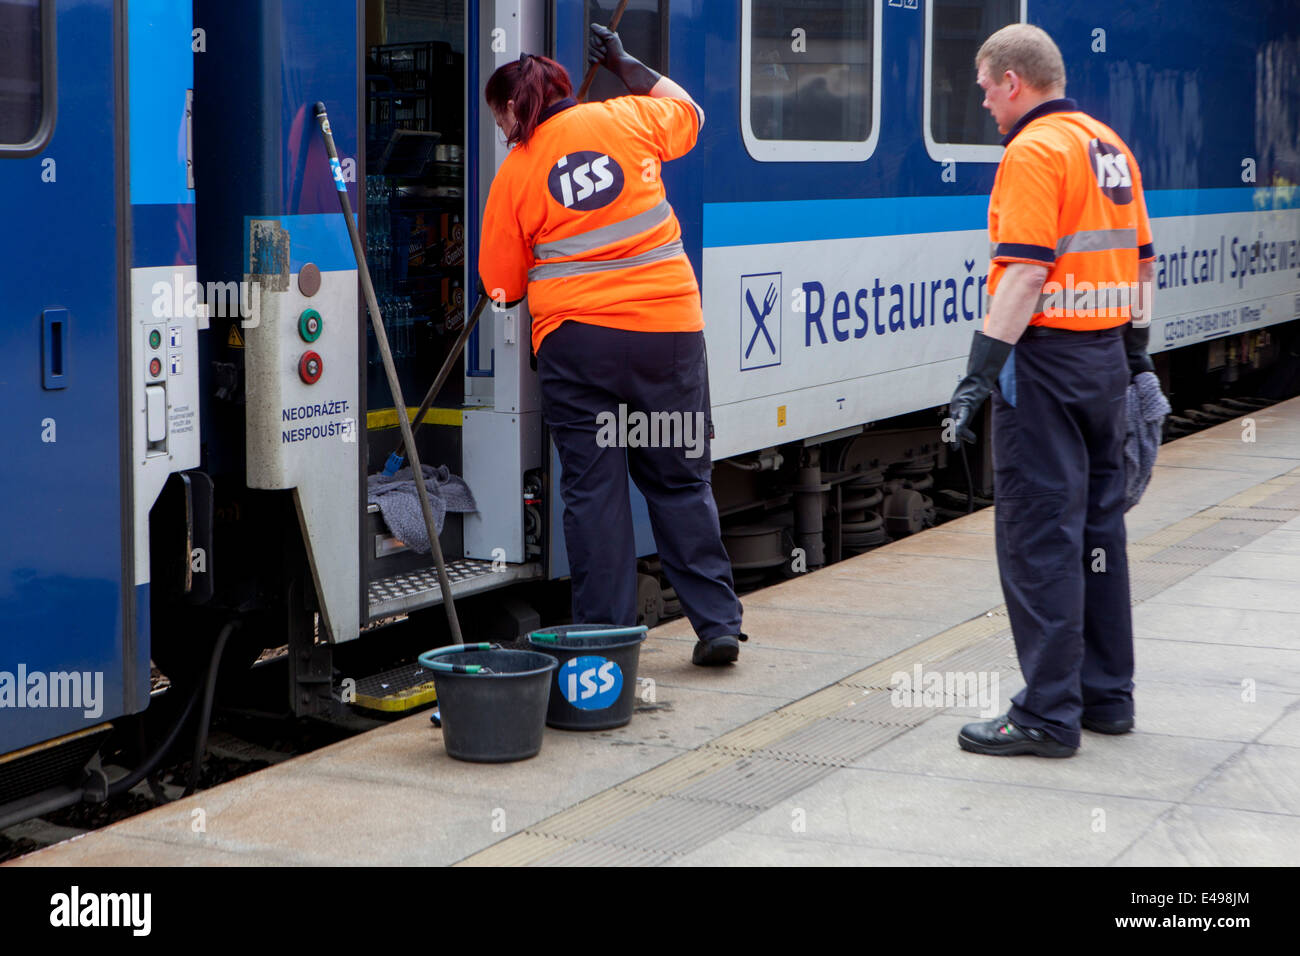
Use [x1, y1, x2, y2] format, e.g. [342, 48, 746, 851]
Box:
[692, 634, 745, 666]
[958, 714, 1076, 758]
[1082, 715, 1134, 734]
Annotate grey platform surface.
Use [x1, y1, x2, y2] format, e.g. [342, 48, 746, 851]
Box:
[10, 398, 1300, 867]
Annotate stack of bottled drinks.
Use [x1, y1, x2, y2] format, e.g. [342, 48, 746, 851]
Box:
[365, 175, 394, 298]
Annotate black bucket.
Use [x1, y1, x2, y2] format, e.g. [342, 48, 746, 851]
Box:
[527, 624, 648, 731]
[417, 643, 557, 762]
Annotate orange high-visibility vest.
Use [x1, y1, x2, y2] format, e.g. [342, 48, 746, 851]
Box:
[479, 96, 703, 354]
[988, 101, 1156, 330]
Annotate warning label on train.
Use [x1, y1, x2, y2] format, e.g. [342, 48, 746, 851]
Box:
[280, 400, 355, 444]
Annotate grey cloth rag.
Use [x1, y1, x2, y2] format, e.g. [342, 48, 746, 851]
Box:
[367, 464, 477, 554]
[1124, 371, 1171, 511]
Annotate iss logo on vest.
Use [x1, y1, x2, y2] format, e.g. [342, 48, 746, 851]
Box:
[547, 151, 625, 210]
[1088, 138, 1133, 204]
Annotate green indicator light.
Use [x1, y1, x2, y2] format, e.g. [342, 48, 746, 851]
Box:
[148, 330, 162, 349]
[299, 309, 323, 343]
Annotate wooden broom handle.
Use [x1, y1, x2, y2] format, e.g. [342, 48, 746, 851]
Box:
[576, 0, 632, 102]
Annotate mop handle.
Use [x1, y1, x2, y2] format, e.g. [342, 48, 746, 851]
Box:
[576, 0, 632, 102]
[314, 102, 464, 645]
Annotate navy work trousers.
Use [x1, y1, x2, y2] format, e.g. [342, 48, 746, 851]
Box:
[537, 320, 743, 640]
[992, 327, 1134, 749]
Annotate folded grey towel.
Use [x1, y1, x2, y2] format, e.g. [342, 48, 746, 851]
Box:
[367, 464, 477, 554]
[1124, 371, 1171, 511]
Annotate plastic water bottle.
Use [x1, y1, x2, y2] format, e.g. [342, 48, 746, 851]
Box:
[389, 295, 401, 358]
[403, 297, 413, 358]
[399, 296, 410, 359]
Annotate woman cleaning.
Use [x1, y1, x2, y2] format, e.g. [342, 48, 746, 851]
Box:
[478, 25, 745, 666]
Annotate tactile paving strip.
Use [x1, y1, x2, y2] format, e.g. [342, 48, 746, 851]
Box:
[1128, 561, 1203, 602]
[669, 755, 835, 808]
[456, 466, 1300, 866]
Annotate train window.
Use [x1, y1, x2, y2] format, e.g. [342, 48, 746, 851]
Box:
[924, 0, 1025, 163]
[741, 0, 881, 163]
[0, 0, 53, 156]
[584, 0, 669, 103]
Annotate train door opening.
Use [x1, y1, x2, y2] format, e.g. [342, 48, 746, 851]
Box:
[359, 1, 470, 611]
[361, 1, 543, 625]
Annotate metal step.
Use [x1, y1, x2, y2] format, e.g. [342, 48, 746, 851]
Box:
[367, 558, 542, 620]
[350, 663, 438, 713]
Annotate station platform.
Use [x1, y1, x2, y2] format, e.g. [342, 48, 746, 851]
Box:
[11, 398, 1300, 867]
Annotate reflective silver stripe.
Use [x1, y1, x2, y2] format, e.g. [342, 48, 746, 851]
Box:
[528, 239, 686, 282]
[1055, 228, 1138, 257]
[533, 200, 673, 260]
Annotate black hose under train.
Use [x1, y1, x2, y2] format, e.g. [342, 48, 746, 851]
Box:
[101, 620, 239, 801]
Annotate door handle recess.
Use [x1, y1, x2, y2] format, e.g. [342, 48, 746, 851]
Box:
[42, 308, 68, 390]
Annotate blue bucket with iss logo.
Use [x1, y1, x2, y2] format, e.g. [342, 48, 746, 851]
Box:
[526, 624, 648, 731]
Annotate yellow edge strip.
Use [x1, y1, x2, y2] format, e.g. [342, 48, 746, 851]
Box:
[354, 684, 439, 713]
[366, 407, 463, 430]
[0, 723, 113, 766]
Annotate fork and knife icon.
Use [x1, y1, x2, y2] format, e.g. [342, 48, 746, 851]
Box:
[744, 282, 779, 359]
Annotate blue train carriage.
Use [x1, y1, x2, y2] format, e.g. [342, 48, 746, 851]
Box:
[0, 0, 201, 803]
[2, 0, 1298, 826]
[184, 0, 1300, 678]
[557, 0, 1300, 567]
[667, 0, 1300, 464]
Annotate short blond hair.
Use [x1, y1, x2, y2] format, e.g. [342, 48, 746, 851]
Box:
[976, 24, 1066, 94]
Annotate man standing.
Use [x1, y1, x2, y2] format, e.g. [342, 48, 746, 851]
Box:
[947, 24, 1156, 757]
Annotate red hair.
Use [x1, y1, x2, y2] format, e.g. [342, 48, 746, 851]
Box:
[485, 54, 573, 148]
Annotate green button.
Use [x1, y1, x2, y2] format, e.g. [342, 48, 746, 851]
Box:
[299, 309, 323, 343]
[148, 329, 162, 350]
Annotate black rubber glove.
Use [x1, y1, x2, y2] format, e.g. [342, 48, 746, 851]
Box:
[588, 22, 661, 95]
[1124, 321, 1155, 377]
[947, 330, 1014, 444]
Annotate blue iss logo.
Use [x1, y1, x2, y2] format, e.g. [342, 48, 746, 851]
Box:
[558, 655, 624, 710]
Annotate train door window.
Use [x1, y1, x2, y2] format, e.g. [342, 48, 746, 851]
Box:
[364, 1, 469, 413]
[924, 0, 1025, 163]
[0, 0, 54, 156]
[584, 0, 668, 103]
[741, 0, 881, 163]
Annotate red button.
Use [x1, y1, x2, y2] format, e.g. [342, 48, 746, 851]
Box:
[298, 350, 323, 384]
[149, 357, 162, 377]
